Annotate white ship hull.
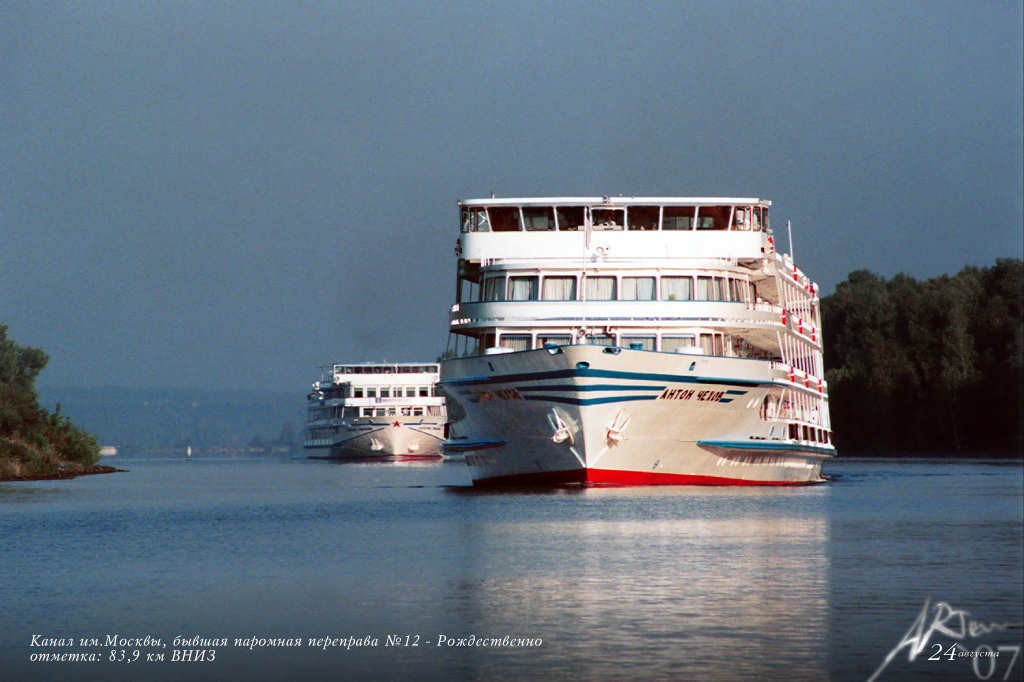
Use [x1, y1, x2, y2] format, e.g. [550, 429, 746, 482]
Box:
[441, 345, 832, 485]
[313, 418, 445, 460]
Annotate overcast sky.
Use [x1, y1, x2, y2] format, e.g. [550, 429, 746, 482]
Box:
[2, 1, 1021, 392]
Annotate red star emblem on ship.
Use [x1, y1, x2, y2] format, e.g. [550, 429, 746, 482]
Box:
[392, 420, 400, 428]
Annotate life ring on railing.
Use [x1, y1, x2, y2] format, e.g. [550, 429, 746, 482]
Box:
[576, 328, 588, 340]
[595, 246, 609, 258]
[766, 235, 775, 254]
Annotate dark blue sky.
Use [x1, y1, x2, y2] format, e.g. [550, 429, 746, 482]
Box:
[3, 1, 1021, 391]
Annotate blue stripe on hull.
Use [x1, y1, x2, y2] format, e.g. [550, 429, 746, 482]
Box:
[440, 367, 764, 389]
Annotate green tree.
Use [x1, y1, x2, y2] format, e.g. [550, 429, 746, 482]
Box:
[1, 324, 100, 477]
[821, 260, 1023, 456]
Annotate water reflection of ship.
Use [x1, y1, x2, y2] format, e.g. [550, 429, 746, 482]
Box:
[445, 495, 829, 682]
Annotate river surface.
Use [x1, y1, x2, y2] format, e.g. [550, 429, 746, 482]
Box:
[1, 455, 1021, 682]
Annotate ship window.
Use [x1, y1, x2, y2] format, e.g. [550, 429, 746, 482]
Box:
[500, 335, 532, 352]
[663, 206, 696, 230]
[542, 276, 576, 300]
[366, 387, 377, 398]
[483, 275, 506, 301]
[413, 407, 424, 416]
[696, 276, 714, 300]
[733, 207, 751, 231]
[585, 333, 616, 346]
[699, 334, 715, 355]
[695, 206, 730, 230]
[591, 207, 624, 230]
[353, 387, 364, 398]
[662, 335, 695, 352]
[538, 334, 572, 348]
[753, 206, 766, 232]
[523, 207, 555, 231]
[728, 278, 742, 302]
[621, 335, 655, 351]
[461, 207, 490, 232]
[490, 206, 521, 232]
[556, 206, 585, 231]
[584, 276, 616, 300]
[380, 387, 390, 398]
[509, 276, 539, 301]
[661, 276, 693, 300]
[622, 276, 655, 300]
[714, 277, 727, 301]
[419, 387, 429, 397]
[627, 206, 659, 231]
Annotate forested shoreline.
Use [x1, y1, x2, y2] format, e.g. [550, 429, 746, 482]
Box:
[821, 259, 1023, 457]
[1, 325, 103, 480]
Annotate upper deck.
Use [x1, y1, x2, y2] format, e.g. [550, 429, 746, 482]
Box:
[457, 196, 774, 264]
[318, 363, 441, 387]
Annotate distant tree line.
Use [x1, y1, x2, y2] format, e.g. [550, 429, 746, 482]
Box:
[821, 259, 1023, 456]
[1, 325, 100, 478]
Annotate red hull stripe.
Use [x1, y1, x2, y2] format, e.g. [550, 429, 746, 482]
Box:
[472, 468, 819, 487]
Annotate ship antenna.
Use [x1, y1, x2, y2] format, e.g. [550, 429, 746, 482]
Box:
[787, 220, 794, 261]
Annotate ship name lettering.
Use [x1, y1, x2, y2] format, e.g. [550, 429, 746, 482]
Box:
[658, 389, 695, 401]
[697, 390, 725, 402]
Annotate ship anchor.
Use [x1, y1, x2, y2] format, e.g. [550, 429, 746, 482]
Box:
[606, 409, 630, 445]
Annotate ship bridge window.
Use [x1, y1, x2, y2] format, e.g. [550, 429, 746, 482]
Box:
[663, 206, 696, 230]
[753, 206, 766, 232]
[461, 207, 490, 232]
[584, 276, 617, 300]
[483, 275, 506, 301]
[591, 207, 624, 230]
[556, 206, 585, 231]
[622, 276, 655, 300]
[627, 206, 659, 231]
[733, 207, 751, 231]
[509, 276, 539, 301]
[542, 276, 577, 300]
[523, 207, 555, 231]
[662, 335, 696, 352]
[490, 206, 521, 232]
[696, 206, 731, 230]
[621, 335, 655, 351]
[661, 276, 694, 300]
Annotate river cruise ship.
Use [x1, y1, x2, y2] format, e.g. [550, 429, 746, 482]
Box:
[305, 362, 447, 459]
[440, 196, 835, 485]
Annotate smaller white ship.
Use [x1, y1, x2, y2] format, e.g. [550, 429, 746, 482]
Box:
[304, 362, 447, 459]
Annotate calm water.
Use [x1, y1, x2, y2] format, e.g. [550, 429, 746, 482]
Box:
[1, 455, 1021, 682]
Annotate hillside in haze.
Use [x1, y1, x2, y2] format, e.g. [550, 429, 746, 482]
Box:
[36, 386, 306, 454]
